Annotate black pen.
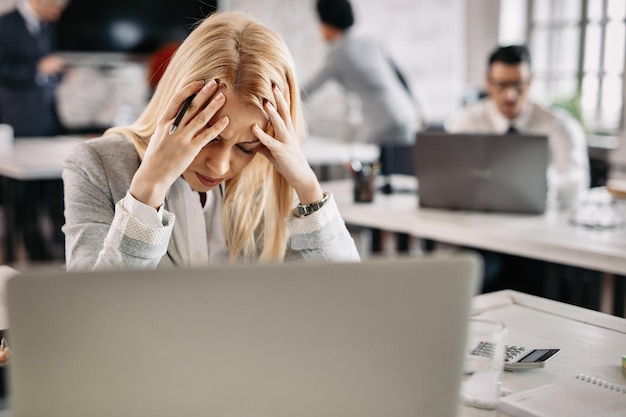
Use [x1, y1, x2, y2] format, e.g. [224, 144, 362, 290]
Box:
[169, 94, 196, 135]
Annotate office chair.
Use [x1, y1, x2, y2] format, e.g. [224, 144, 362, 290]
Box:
[378, 142, 416, 194]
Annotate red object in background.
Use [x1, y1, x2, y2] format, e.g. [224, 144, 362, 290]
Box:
[147, 41, 181, 91]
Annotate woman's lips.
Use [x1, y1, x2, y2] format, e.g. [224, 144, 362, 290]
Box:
[196, 172, 223, 187]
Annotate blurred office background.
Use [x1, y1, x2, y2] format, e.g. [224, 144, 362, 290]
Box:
[1, 0, 623, 141]
[1, 0, 626, 264]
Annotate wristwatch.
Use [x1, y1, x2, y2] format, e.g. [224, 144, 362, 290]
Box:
[294, 191, 330, 217]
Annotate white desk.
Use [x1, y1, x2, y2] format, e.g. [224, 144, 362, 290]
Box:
[303, 136, 379, 181]
[302, 136, 379, 166]
[0, 137, 82, 180]
[0, 137, 84, 262]
[463, 290, 626, 417]
[324, 175, 626, 315]
[324, 176, 626, 276]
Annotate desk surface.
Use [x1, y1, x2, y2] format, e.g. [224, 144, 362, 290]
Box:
[324, 175, 626, 276]
[302, 136, 379, 166]
[464, 290, 626, 417]
[0, 136, 83, 180]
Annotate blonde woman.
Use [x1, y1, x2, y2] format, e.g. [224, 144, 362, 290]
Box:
[62, 11, 360, 270]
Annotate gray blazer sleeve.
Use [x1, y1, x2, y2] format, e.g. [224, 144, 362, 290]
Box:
[285, 196, 360, 262]
[62, 137, 174, 271]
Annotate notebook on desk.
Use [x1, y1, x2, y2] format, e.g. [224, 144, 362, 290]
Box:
[414, 132, 549, 214]
[6, 255, 481, 417]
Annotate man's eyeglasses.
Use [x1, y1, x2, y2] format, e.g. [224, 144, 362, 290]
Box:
[488, 78, 530, 93]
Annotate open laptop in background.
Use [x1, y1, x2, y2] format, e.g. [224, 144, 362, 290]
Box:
[6, 255, 481, 417]
[414, 132, 549, 214]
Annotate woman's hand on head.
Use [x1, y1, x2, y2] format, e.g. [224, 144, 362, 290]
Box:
[129, 80, 229, 209]
[253, 86, 323, 205]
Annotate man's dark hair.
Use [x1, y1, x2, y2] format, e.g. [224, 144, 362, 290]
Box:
[488, 45, 531, 67]
[316, 0, 354, 31]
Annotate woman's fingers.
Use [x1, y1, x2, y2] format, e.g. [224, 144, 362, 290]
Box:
[189, 90, 227, 138]
[199, 116, 229, 146]
[263, 86, 295, 142]
[272, 85, 294, 131]
[253, 123, 279, 153]
[161, 80, 207, 121]
[161, 79, 229, 145]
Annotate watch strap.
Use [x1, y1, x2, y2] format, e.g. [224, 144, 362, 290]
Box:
[294, 191, 331, 217]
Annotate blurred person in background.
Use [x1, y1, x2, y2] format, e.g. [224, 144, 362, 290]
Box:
[445, 44, 590, 295]
[446, 44, 589, 209]
[301, 0, 420, 145]
[0, 0, 69, 262]
[0, 0, 69, 136]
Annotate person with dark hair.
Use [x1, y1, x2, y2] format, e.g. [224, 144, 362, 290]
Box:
[488, 44, 531, 67]
[446, 44, 590, 295]
[447, 44, 589, 209]
[302, 0, 420, 145]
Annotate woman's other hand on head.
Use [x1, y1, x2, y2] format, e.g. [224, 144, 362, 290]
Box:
[253, 86, 323, 205]
[129, 80, 229, 209]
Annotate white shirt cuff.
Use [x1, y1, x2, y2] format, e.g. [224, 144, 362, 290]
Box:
[123, 190, 164, 227]
[286, 193, 338, 235]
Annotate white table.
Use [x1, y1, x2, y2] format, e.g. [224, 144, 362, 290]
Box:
[0, 137, 82, 180]
[0, 137, 84, 262]
[324, 175, 626, 275]
[302, 135, 379, 166]
[462, 290, 626, 417]
[302, 136, 379, 181]
[323, 176, 626, 314]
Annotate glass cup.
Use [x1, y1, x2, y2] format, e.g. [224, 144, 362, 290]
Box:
[350, 160, 377, 203]
[460, 318, 507, 410]
[569, 186, 626, 229]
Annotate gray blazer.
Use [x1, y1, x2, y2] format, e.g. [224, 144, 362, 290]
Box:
[62, 136, 360, 271]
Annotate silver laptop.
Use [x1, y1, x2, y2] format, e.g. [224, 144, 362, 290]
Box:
[415, 132, 549, 214]
[6, 255, 481, 417]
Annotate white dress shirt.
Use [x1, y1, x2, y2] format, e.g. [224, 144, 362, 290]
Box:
[445, 99, 590, 208]
[123, 177, 228, 267]
[17, 0, 41, 35]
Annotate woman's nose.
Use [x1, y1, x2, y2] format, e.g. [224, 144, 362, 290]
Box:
[205, 145, 231, 176]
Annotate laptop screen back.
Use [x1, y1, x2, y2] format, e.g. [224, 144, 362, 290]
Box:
[6, 255, 481, 417]
[414, 132, 549, 214]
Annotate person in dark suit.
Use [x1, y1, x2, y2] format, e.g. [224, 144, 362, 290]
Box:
[0, 0, 69, 262]
[0, 0, 68, 137]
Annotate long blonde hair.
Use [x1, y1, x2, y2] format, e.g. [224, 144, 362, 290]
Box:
[107, 11, 306, 262]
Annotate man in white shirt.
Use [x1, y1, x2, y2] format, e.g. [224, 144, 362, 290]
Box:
[446, 45, 589, 209]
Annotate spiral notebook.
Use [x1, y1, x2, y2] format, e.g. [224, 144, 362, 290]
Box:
[499, 374, 626, 417]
